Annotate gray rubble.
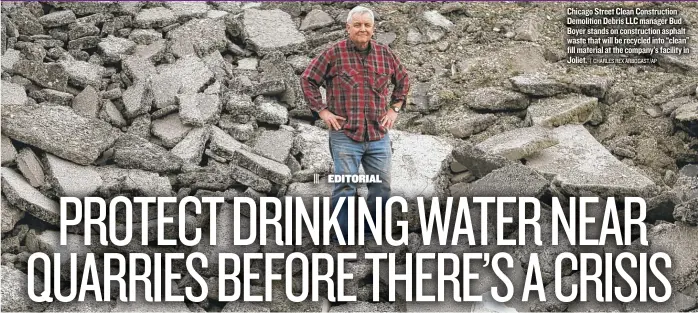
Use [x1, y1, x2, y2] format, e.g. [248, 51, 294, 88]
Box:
[16, 148, 45, 188]
[1, 3, 697, 312]
[151, 113, 193, 148]
[2, 167, 60, 225]
[526, 94, 598, 127]
[2, 81, 28, 106]
[233, 148, 292, 185]
[252, 128, 294, 163]
[113, 134, 183, 173]
[230, 9, 307, 56]
[1, 265, 49, 312]
[1, 135, 17, 166]
[178, 93, 222, 126]
[171, 127, 210, 164]
[12, 60, 67, 90]
[510, 73, 568, 96]
[43, 153, 103, 198]
[475, 126, 558, 160]
[390, 130, 453, 198]
[72, 85, 100, 118]
[2, 105, 119, 165]
[1, 195, 25, 234]
[525, 124, 658, 197]
[468, 87, 529, 112]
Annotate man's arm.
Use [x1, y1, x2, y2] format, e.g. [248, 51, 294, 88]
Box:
[300, 48, 334, 113]
[388, 49, 410, 110]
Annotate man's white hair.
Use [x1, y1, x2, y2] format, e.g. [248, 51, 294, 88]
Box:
[346, 6, 374, 24]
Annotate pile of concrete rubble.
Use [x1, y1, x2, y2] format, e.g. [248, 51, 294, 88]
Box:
[1, 1, 697, 312]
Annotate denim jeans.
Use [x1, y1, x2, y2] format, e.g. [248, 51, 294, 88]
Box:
[329, 130, 391, 243]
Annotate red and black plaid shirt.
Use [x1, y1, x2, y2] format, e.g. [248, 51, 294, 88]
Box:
[300, 39, 410, 142]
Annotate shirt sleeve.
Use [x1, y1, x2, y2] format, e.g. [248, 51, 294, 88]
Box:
[300, 47, 334, 113]
[389, 49, 410, 105]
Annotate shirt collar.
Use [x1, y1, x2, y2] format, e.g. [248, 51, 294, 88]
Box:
[348, 39, 373, 53]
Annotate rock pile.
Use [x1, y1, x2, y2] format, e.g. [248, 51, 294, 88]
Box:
[1, 1, 697, 312]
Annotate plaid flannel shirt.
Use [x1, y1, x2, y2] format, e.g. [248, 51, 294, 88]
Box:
[300, 39, 410, 142]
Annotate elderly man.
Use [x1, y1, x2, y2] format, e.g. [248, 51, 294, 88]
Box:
[300, 6, 410, 244]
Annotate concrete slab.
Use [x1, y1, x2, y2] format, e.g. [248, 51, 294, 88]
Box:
[525, 124, 658, 197]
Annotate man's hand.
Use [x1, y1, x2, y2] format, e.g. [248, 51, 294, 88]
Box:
[319, 109, 346, 130]
[380, 109, 398, 129]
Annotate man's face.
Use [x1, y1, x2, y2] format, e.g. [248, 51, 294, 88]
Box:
[346, 13, 374, 47]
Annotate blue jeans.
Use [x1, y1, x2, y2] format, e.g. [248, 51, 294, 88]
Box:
[329, 130, 391, 243]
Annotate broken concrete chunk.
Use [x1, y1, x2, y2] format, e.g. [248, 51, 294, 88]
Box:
[72, 85, 101, 118]
[1, 167, 60, 225]
[299, 9, 334, 31]
[43, 153, 103, 198]
[2, 49, 21, 73]
[134, 7, 177, 28]
[1, 135, 17, 166]
[1, 265, 49, 312]
[167, 18, 227, 57]
[253, 96, 288, 125]
[209, 126, 243, 160]
[41, 89, 74, 106]
[468, 87, 529, 112]
[452, 163, 549, 198]
[229, 9, 306, 56]
[97, 166, 173, 197]
[171, 127, 210, 164]
[231, 165, 272, 193]
[569, 75, 613, 98]
[68, 22, 100, 40]
[525, 124, 658, 197]
[475, 126, 559, 160]
[232, 148, 292, 185]
[527, 94, 598, 127]
[1, 82, 27, 106]
[2, 105, 119, 165]
[390, 130, 453, 198]
[672, 98, 698, 136]
[113, 134, 183, 173]
[122, 79, 152, 119]
[38, 10, 76, 28]
[165, 1, 210, 21]
[178, 93, 222, 126]
[447, 113, 497, 138]
[100, 99, 127, 127]
[16, 148, 45, 188]
[452, 142, 513, 179]
[151, 114, 193, 148]
[128, 29, 162, 45]
[423, 11, 454, 32]
[1, 195, 25, 234]
[98, 35, 136, 63]
[59, 59, 105, 88]
[252, 129, 294, 164]
[291, 123, 332, 175]
[225, 93, 255, 115]
[510, 73, 568, 96]
[12, 60, 68, 90]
